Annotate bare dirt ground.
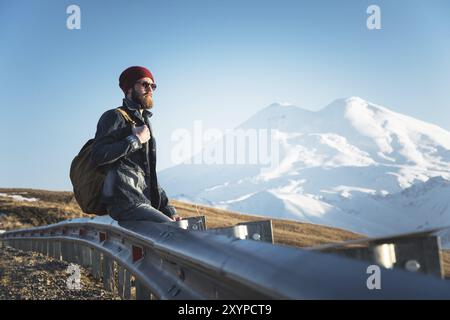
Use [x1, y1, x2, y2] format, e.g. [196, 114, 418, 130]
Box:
[0, 245, 119, 300]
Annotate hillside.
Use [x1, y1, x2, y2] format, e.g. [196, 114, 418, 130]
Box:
[0, 188, 363, 248]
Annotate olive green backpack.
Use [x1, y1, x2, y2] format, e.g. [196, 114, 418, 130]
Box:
[69, 108, 136, 215]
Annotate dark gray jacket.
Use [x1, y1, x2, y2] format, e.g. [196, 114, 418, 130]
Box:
[91, 98, 176, 219]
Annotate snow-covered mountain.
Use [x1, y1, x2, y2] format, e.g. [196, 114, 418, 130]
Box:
[160, 97, 450, 236]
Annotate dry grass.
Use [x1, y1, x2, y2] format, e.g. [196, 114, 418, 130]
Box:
[0, 188, 89, 230]
[0, 245, 120, 300]
[441, 251, 450, 278]
[0, 187, 364, 249]
[171, 200, 364, 248]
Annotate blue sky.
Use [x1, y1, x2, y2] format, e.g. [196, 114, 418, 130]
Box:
[1, 0, 450, 191]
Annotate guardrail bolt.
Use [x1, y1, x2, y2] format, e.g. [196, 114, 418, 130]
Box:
[405, 260, 421, 272]
[252, 233, 261, 241]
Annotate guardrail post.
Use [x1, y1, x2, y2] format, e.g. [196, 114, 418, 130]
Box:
[61, 241, 69, 261]
[12, 239, 17, 250]
[68, 242, 76, 263]
[204, 220, 274, 242]
[81, 244, 87, 265]
[102, 255, 113, 291]
[117, 265, 125, 298]
[79, 246, 91, 268]
[87, 246, 93, 267]
[46, 240, 53, 257]
[184, 216, 207, 231]
[123, 269, 131, 300]
[75, 243, 82, 265]
[394, 236, 443, 278]
[37, 239, 42, 254]
[238, 220, 274, 243]
[135, 280, 151, 300]
[55, 241, 62, 261]
[91, 250, 102, 280]
[206, 225, 248, 239]
[39, 240, 43, 253]
[67, 242, 76, 264]
[317, 235, 443, 278]
[40, 240, 45, 254]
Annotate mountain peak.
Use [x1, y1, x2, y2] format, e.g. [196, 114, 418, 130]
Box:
[267, 102, 295, 108]
[345, 96, 368, 104]
[321, 96, 369, 112]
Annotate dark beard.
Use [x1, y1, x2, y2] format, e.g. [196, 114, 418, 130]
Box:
[131, 88, 153, 109]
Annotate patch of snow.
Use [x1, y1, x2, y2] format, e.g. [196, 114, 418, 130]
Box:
[0, 193, 39, 202]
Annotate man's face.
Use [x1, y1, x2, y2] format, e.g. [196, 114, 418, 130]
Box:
[129, 77, 155, 109]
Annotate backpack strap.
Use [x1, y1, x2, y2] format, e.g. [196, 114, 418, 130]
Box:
[115, 107, 137, 126]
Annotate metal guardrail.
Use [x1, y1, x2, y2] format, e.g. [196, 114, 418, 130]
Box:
[2, 216, 450, 299]
[309, 227, 450, 278]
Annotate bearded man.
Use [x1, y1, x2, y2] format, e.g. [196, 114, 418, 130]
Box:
[91, 66, 180, 222]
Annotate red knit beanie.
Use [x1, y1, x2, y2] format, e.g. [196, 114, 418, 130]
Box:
[119, 66, 155, 95]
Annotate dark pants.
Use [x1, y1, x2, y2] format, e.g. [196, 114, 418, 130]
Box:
[109, 203, 173, 223]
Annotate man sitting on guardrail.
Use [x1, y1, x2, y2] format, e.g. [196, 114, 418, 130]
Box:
[90, 66, 181, 223]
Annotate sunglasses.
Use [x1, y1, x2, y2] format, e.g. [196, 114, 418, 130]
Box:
[137, 81, 157, 91]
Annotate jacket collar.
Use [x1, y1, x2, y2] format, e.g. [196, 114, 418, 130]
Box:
[122, 98, 153, 120]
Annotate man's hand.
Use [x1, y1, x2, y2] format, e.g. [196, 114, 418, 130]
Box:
[172, 215, 182, 221]
[132, 125, 150, 144]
